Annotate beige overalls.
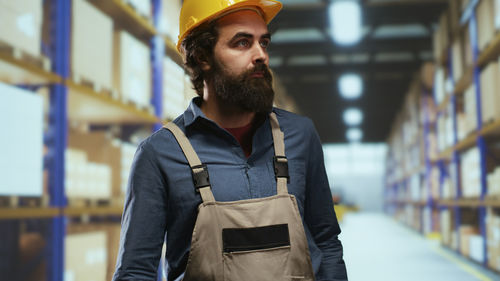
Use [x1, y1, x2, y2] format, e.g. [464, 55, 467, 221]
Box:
[165, 112, 315, 281]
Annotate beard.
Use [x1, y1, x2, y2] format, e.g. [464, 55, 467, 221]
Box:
[207, 60, 275, 114]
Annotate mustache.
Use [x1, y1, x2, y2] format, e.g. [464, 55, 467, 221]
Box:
[242, 64, 273, 81]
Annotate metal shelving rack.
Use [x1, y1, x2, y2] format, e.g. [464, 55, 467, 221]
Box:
[0, 0, 180, 280]
[382, 0, 500, 273]
[385, 0, 500, 272]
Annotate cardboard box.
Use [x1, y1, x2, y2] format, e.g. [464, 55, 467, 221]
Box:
[65, 148, 112, 199]
[459, 225, 479, 257]
[495, 0, 500, 29]
[71, 0, 113, 89]
[0, 0, 43, 58]
[488, 167, 500, 196]
[477, 0, 496, 51]
[440, 210, 452, 246]
[460, 147, 481, 198]
[68, 130, 137, 198]
[65, 231, 107, 281]
[114, 30, 151, 107]
[68, 223, 122, 281]
[452, 37, 464, 84]
[481, 61, 500, 123]
[433, 12, 449, 64]
[158, 0, 181, 43]
[464, 83, 477, 135]
[486, 209, 500, 271]
[469, 235, 485, 263]
[163, 56, 185, 120]
[0, 82, 43, 196]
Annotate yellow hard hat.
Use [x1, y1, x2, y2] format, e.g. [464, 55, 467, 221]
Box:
[177, 0, 283, 51]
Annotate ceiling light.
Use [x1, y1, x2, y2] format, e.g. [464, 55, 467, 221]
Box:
[338, 74, 363, 99]
[343, 108, 363, 126]
[329, 0, 362, 45]
[346, 128, 363, 142]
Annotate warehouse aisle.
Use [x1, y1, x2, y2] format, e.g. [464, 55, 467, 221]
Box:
[339, 213, 500, 281]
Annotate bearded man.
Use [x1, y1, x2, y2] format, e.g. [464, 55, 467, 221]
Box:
[112, 1, 347, 280]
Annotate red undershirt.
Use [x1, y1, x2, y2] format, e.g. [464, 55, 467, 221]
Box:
[225, 122, 255, 158]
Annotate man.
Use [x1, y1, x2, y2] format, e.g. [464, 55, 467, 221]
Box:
[113, 0, 347, 280]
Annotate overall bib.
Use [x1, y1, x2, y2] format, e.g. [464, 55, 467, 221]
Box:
[165, 113, 315, 281]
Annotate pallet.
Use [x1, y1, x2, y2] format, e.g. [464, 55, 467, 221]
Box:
[67, 197, 114, 208]
[120, 96, 154, 114]
[71, 73, 119, 99]
[0, 40, 51, 72]
[0, 195, 50, 208]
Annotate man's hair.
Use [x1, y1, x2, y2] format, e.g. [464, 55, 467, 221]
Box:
[180, 22, 219, 97]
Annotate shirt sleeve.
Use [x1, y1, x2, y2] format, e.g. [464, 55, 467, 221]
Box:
[304, 120, 348, 281]
[112, 142, 168, 281]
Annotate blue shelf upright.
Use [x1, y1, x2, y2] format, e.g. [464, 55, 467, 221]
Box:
[151, 0, 164, 133]
[46, 0, 71, 280]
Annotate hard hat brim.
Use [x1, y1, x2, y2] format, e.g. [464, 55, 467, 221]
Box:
[177, 0, 283, 52]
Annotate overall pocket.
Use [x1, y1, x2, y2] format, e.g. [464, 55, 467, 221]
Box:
[222, 224, 292, 281]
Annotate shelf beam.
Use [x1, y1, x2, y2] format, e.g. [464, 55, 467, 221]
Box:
[0, 207, 59, 219]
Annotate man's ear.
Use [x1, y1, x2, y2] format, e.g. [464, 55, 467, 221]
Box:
[196, 53, 211, 71]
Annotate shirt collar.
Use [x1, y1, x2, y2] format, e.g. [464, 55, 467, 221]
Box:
[183, 97, 207, 127]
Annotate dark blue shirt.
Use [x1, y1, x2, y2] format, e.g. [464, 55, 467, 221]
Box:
[113, 98, 347, 281]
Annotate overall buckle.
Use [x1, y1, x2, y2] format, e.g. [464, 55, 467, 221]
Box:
[192, 164, 210, 191]
[273, 156, 289, 183]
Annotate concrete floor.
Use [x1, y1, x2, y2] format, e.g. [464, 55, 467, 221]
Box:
[338, 213, 500, 281]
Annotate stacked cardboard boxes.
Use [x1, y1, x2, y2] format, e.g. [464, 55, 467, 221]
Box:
[66, 223, 122, 281]
[488, 167, 500, 196]
[469, 234, 485, 263]
[68, 130, 137, 200]
[114, 30, 152, 108]
[0, 0, 43, 58]
[459, 225, 480, 257]
[65, 148, 112, 199]
[440, 209, 453, 246]
[451, 36, 464, 83]
[158, 0, 181, 43]
[163, 56, 186, 120]
[477, 0, 496, 51]
[65, 231, 107, 281]
[460, 147, 482, 198]
[486, 209, 500, 271]
[71, 0, 113, 90]
[433, 12, 449, 64]
[463, 83, 478, 136]
[480, 62, 500, 124]
[0, 82, 44, 197]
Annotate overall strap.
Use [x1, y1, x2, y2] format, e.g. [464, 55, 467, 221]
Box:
[269, 113, 289, 195]
[164, 122, 215, 203]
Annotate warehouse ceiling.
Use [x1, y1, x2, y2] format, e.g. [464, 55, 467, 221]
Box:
[268, 0, 448, 143]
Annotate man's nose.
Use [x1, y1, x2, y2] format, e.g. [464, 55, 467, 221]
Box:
[252, 43, 268, 65]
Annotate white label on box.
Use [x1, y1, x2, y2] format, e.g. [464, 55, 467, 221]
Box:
[85, 248, 107, 264]
[64, 270, 75, 281]
[17, 13, 36, 37]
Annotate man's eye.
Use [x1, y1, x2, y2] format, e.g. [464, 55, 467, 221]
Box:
[260, 40, 270, 48]
[237, 40, 250, 47]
